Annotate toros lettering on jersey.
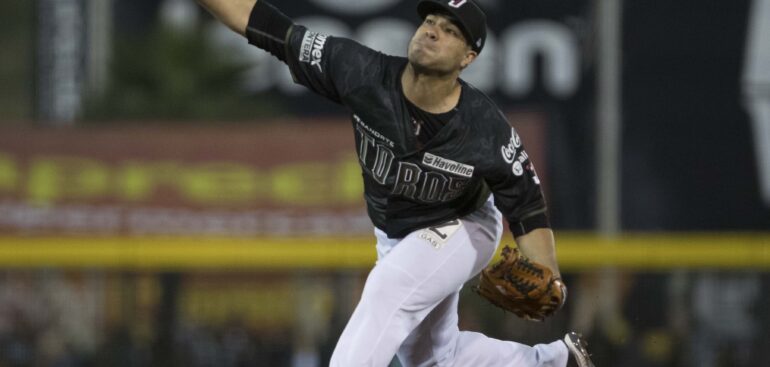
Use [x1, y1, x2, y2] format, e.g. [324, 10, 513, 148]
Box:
[392, 162, 470, 202]
[354, 115, 474, 202]
[355, 124, 395, 185]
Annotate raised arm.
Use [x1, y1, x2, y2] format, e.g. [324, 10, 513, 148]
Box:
[197, 0, 379, 104]
[196, 0, 257, 36]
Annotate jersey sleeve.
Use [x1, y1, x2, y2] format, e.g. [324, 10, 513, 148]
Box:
[283, 25, 383, 104]
[483, 122, 550, 237]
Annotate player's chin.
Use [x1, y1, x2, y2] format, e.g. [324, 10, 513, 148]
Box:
[409, 54, 448, 74]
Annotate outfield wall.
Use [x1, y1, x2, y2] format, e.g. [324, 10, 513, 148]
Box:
[0, 233, 767, 270]
[2, 124, 767, 271]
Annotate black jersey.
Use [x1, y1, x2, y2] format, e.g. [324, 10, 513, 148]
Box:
[282, 26, 548, 238]
[404, 91, 457, 148]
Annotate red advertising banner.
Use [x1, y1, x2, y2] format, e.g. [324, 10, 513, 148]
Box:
[0, 121, 370, 236]
[0, 115, 545, 236]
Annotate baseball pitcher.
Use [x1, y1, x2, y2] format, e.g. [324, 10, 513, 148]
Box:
[195, 0, 595, 366]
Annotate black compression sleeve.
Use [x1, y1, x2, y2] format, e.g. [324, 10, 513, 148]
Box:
[245, 0, 294, 62]
[510, 212, 551, 237]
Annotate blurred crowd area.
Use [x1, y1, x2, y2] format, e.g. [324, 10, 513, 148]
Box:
[0, 270, 768, 367]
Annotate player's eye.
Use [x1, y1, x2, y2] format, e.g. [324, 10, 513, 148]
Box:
[425, 18, 435, 25]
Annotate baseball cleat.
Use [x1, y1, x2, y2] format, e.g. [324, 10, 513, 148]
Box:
[563, 332, 595, 367]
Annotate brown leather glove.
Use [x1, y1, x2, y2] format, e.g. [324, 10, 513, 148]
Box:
[474, 245, 567, 321]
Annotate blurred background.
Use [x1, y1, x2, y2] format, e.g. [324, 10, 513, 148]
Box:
[1, 0, 769, 366]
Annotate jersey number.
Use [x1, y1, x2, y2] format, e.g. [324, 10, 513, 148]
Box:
[428, 220, 461, 240]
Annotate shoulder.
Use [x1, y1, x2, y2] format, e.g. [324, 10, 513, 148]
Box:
[456, 81, 518, 174]
[458, 80, 511, 135]
[327, 37, 406, 81]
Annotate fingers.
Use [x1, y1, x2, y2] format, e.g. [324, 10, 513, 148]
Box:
[538, 303, 558, 317]
[519, 312, 544, 322]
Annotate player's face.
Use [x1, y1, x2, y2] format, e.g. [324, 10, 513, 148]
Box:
[408, 14, 477, 74]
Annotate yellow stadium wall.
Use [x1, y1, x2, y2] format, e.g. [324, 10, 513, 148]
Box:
[1, 232, 768, 270]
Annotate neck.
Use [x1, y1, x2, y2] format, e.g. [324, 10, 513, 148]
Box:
[401, 63, 462, 114]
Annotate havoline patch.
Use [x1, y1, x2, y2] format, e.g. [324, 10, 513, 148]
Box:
[422, 152, 474, 178]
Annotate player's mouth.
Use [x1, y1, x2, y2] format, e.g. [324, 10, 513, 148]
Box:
[413, 39, 437, 53]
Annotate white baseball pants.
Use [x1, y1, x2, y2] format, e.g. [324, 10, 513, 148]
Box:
[329, 197, 569, 367]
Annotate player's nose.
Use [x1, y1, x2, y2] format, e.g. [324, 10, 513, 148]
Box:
[425, 29, 438, 41]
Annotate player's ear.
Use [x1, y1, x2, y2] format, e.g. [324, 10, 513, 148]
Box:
[460, 49, 478, 70]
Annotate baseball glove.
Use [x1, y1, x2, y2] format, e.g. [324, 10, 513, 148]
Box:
[474, 245, 567, 321]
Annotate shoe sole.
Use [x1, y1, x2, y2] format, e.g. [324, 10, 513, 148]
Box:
[564, 332, 595, 367]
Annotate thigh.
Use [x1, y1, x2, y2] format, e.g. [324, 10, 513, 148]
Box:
[388, 209, 503, 366]
[376, 216, 499, 307]
[330, 225, 478, 367]
[331, 200, 503, 366]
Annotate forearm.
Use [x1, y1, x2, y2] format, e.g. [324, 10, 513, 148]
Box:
[196, 0, 257, 35]
[514, 228, 561, 278]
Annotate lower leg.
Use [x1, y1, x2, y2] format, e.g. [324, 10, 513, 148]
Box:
[449, 332, 569, 367]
